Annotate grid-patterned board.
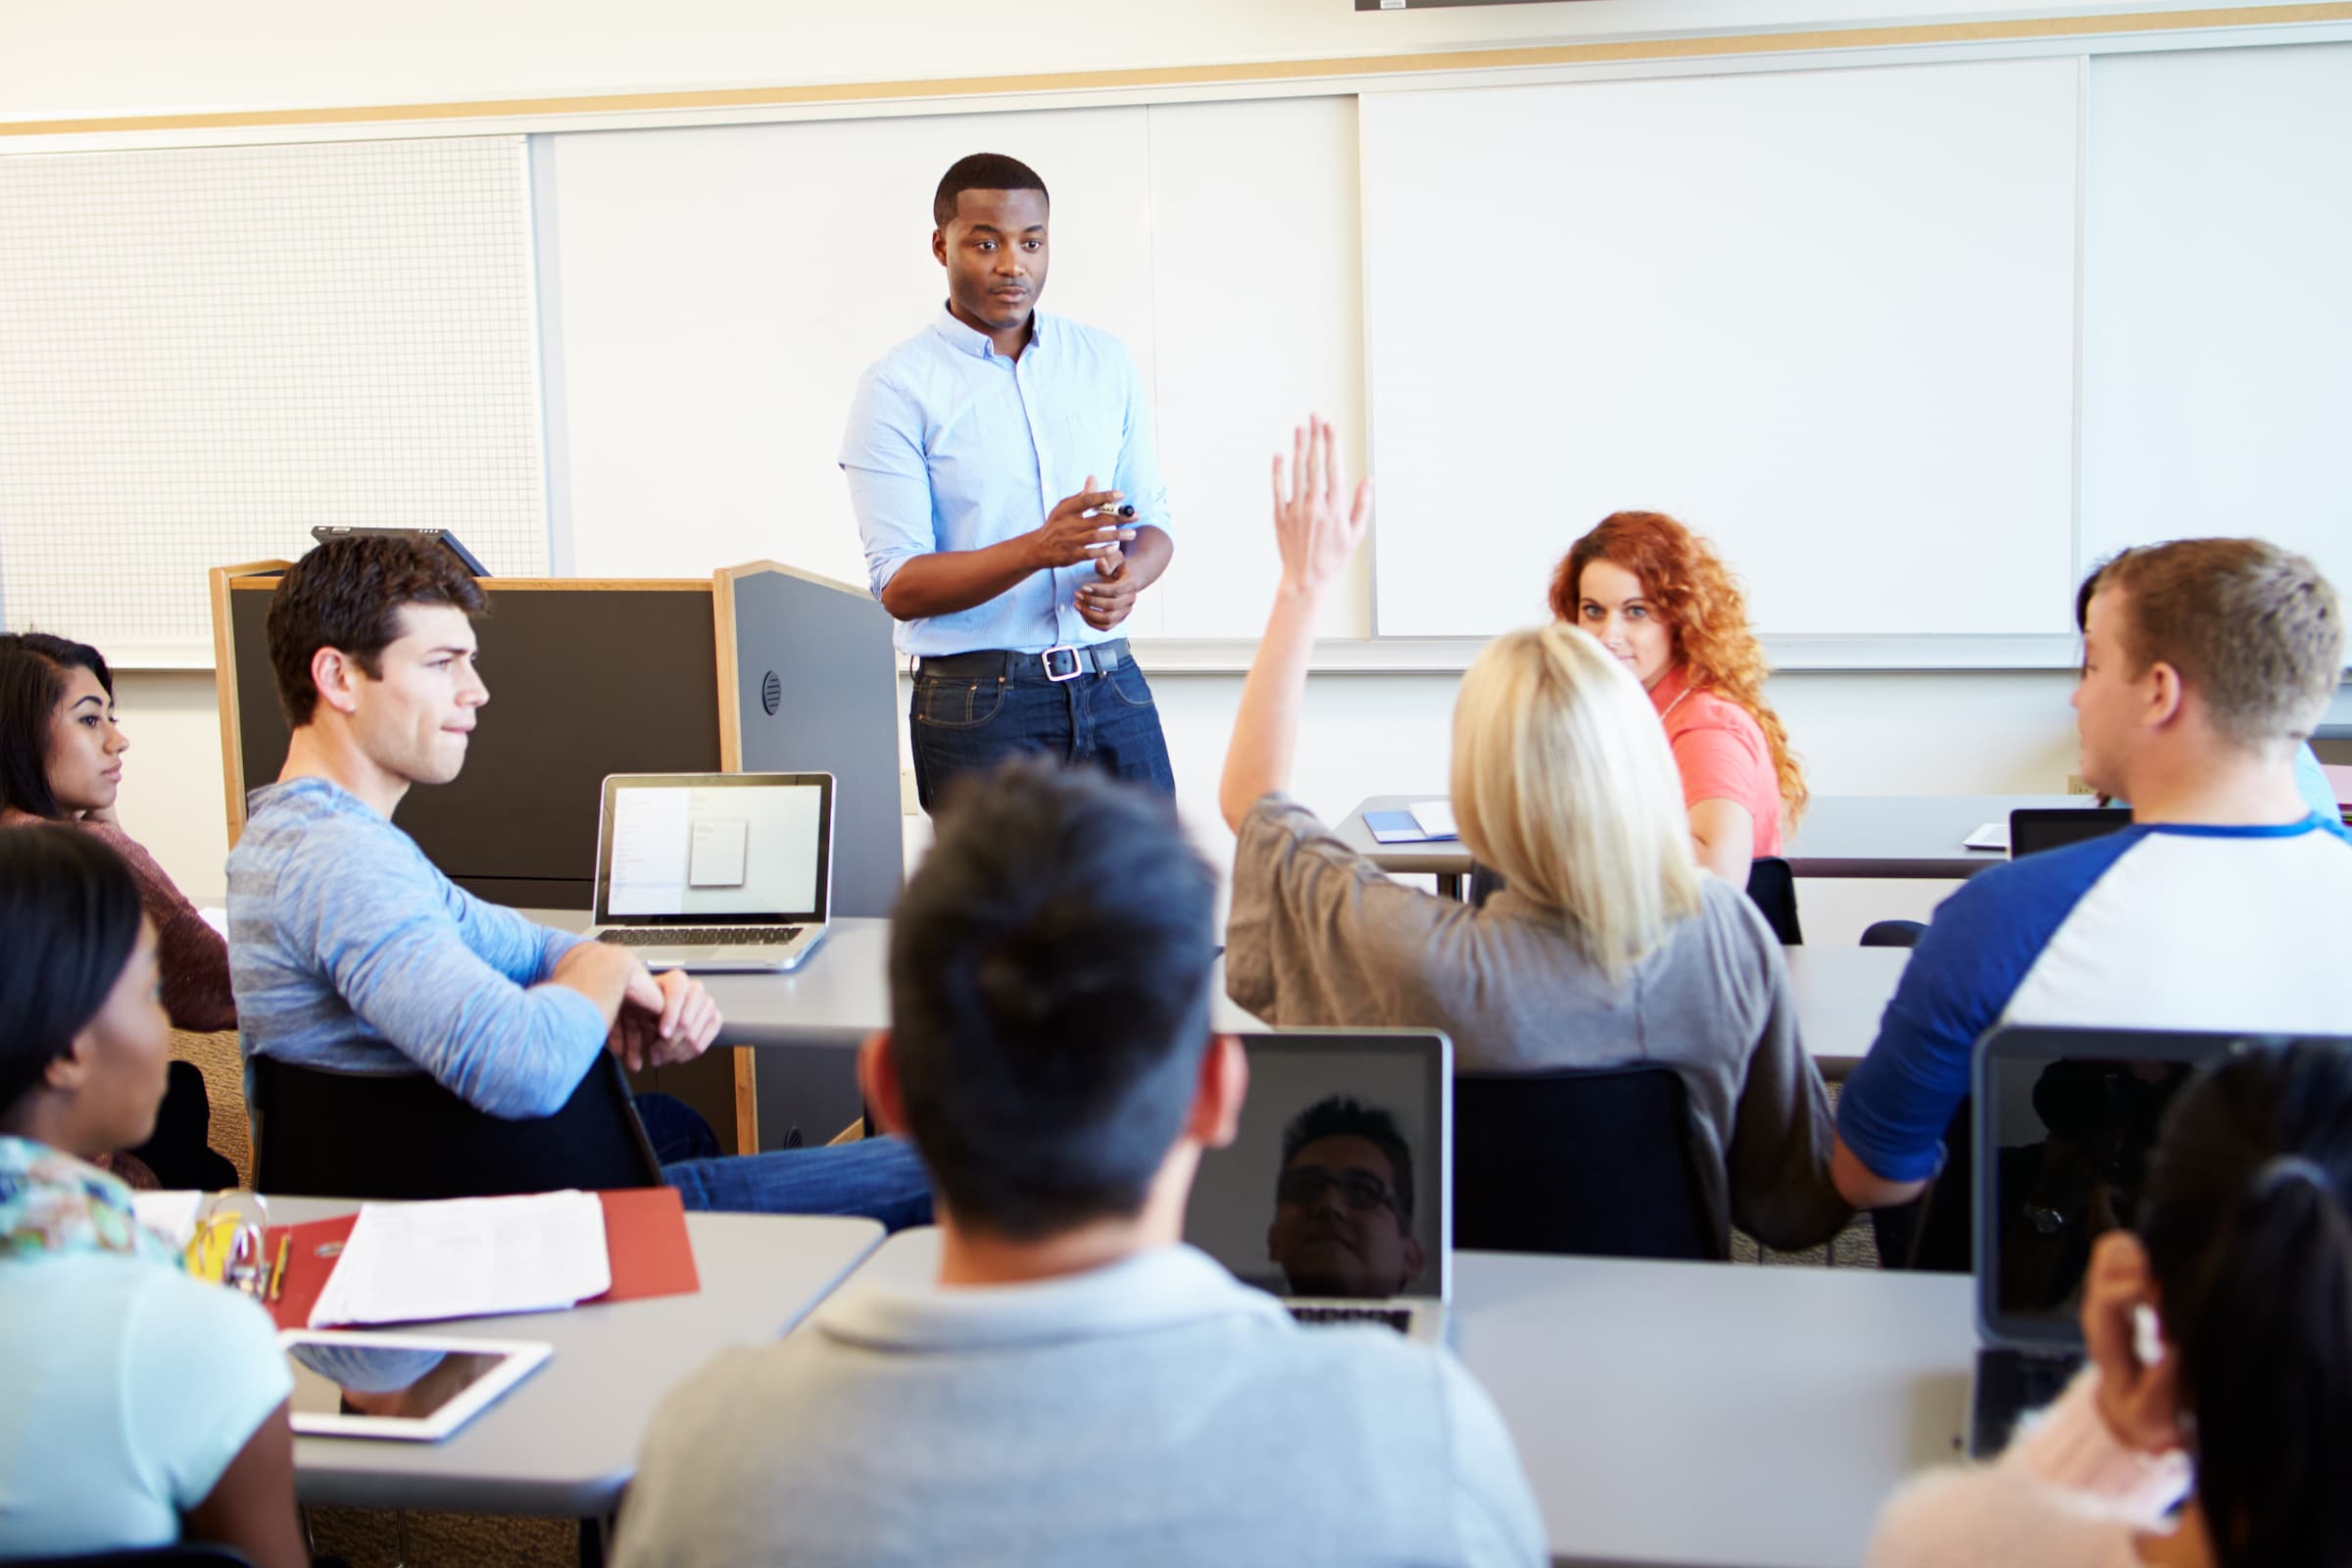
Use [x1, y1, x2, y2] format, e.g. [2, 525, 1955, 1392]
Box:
[0, 136, 549, 663]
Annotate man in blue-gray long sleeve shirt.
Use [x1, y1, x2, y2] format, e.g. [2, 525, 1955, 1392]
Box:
[229, 534, 930, 1225]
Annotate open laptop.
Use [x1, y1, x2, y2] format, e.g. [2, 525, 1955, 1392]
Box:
[309, 525, 489, 576]
[1966, 1022, 2249, 1456]
[1183, 1030, 1452, 1347]
[587, 772, 831, 972]
[2009, 806, 2133, 860]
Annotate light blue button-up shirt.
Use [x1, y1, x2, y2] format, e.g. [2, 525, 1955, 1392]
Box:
[841, 306, 1171, 658]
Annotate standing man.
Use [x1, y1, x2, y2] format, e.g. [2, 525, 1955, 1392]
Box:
[843, 153, 1177, 811]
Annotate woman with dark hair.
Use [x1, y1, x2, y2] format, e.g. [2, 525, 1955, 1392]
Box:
[1551, 513, 1807, 886]
[1868, 1038, 2352, 1567]
[0, 825, 305, 1563]
[0, 633, 237, 1187]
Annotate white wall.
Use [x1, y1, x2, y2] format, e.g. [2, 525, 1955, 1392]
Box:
[0, 1, 2292, 122]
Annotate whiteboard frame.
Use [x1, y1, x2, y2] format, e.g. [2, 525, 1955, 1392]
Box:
[10, 8, 2350, 669]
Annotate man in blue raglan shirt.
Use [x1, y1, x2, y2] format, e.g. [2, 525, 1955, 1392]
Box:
[1834, 538, 2352, 1216]
[227, 534, 929, 1224]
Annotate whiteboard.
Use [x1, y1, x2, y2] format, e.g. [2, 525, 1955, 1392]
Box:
[1359, 58, 2082, 644]
[2082, 43, 2352, 600]
[0, 137, 550, 665]
[545, 96, 1368, 640]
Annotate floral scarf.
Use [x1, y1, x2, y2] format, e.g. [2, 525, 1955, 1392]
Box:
[0, 1135, 182, 1266]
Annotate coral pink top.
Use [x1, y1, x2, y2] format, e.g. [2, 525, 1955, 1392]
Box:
[1647, 664, 1784, 857]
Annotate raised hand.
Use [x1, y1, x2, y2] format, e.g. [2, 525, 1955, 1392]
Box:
[1271, 416, 1371, 598]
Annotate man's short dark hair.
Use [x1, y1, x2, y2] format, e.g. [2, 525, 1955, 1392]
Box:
[933, 153, 1049, 228]
[267, 535, 485, 726]
[0, 633, 114, 819]
[886, 758, 1217, 1239]
[1279, 1096, 1417, 1223]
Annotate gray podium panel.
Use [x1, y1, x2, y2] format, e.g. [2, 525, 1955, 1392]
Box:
[725, 564, 904, 918]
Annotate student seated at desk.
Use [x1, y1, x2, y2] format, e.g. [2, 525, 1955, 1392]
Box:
[229, 534, 929, 1226]
[0, 631, 238, 1190]
[1550, 511, 1806, 886]
[1219, 418, 1846, 1255]
[1834, 540, 2352, 1224]
[1867, 1040, 2352, 1568]
[614, 760, 1544, 1568]
[0, 825, 304, 1566]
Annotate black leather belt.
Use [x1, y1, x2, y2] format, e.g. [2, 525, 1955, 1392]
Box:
[916, 640, 1130, 684]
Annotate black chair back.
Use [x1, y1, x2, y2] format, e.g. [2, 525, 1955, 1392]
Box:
[1742, 857, 1803, 944]
[1469, 857, 1802, 945]
[1453, 1064, 1722, 1259]
[251, 1051, 662, 1200]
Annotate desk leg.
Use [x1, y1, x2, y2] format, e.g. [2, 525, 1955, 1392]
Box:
[1437, 871, 1464, 901]
[579, 1516, 611, 1568]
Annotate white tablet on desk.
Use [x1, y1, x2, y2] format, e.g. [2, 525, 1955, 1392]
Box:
[280, 1330, 551, 1442]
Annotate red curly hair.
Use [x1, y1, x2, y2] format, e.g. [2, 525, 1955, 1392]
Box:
[1549, 512, 1808, 826]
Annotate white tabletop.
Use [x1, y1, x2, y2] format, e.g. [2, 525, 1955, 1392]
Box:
[1341, 793, 2093, 881]
[841, 1231, 1975, 1568]
[275, 1198, 882, 1516]
[530, 912, 1905, 1073]
[1456, 1250, 1973, 1568]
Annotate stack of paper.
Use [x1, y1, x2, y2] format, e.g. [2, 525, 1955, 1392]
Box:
[309, 1191, 612, 1329]
[1409, 801, 1458, 840]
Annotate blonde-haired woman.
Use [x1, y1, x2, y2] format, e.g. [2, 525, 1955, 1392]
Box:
[1218, 417, 1846, 1253]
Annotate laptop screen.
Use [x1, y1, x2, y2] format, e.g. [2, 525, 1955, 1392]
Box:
[594, 773, 831, 925]
[1183, 1031, 1451, 1301]
[1974, 1025, 2234, 1348]
[2008, 807, 2133, 859]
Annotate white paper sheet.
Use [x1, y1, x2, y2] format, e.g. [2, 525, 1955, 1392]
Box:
[688, 817, 749, 888]
[309, 1192, 611, 1329]
[1409, 800, 1459, 840]
[1963, 822, 2009, 851]
[131, 1190, 204, 1250]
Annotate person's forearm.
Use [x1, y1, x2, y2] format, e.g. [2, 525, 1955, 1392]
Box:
[879, 534, 1044, 620]
[1220, 584, 1322, 831]
[1123, 524, 1173, 591]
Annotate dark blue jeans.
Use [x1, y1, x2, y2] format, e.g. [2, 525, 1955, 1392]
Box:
[908, 658, 1176, 813]
[663, 1135, 935, 1233]
[636, 1091, 932, 1232]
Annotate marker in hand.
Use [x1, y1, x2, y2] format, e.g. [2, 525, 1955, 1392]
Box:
[1088, 502, 1139, 520]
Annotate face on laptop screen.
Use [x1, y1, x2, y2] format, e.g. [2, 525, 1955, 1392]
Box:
[1984, 1052, 2199, 1329]
[1184, 1035, 1446, 1300]
[601, 780, 824, 922]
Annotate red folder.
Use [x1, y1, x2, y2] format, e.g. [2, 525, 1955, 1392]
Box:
[261, 1188, 700, 1331]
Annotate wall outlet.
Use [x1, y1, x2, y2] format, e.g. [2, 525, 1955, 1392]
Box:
[2065, 773, 2095, 796]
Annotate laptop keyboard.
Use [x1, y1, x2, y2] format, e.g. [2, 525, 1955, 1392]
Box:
[597, 926, 803, 947]
[1289, 1305, 1413, 1335]
[1971, 1346, 2083, 1456]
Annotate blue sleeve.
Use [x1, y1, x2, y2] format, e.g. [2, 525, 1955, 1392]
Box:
[1109, 339, 1170, 534]
[442, 880, 588, 985]
[125, 1270, 291, 1511]
[2293, 744, 2351, 843]
[841, 368, 936, 598]
[276, 818, 609, 1117]
[1837, 835, 2139, 1183]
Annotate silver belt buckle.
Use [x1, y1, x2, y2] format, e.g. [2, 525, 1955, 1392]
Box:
[1040, 644, 1082, 682]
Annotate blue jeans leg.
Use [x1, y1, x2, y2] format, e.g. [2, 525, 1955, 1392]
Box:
[662, 1135, 934, 1232]
[908, 672, 1073, 813]
[1083, 662, 1175, 797]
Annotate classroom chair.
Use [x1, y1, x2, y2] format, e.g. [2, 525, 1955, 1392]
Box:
[1452, 1065, 1723, 1260]
[250, 1053, 662, 1201]
[1470, 857, 1804, 944]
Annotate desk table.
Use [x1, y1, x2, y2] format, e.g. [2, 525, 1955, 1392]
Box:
[277, 1199, 881, 1517]
[841, 1229, 1974, 1568]
[1340, 793, 2092, 885]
